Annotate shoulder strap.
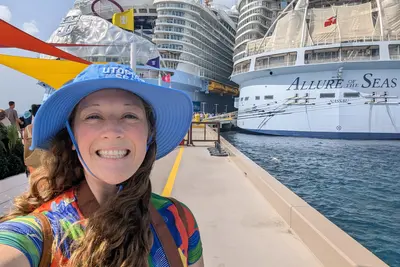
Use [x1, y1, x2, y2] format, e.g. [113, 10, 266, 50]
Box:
[149, 203, 184, 267]
[32, 212, 53, 267]
[168, 198, 188, 234]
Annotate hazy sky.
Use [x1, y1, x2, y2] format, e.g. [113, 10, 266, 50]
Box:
[0, 0, 76, 115]
[0, 0, 236, 115]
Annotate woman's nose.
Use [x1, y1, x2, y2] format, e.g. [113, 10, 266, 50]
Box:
[100, 119, 125, 139]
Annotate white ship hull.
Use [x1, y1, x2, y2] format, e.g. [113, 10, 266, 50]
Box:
[235, 62, 400, 139]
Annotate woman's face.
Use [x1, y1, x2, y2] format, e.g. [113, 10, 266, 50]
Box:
[72, 89, 149, 185]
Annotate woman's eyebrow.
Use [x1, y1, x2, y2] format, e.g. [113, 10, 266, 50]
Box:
[80, 103, 100, 110]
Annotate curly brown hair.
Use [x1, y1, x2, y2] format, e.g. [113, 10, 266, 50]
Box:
[0, 101, 157, 267]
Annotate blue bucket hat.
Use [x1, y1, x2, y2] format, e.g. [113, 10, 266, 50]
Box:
[31, 63, 193, 160]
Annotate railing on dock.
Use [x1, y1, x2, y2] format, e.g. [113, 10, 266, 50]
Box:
[183, 122, 221, 146]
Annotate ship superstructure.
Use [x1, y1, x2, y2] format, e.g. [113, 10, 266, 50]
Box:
[233, 0, 288, 63]
[44, 0, 240, 113]
[231, 0, 400, 139]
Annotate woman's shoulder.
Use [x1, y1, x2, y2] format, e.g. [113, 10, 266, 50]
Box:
[150, 193, 200, 234]
[150, 193, 193, 216]
[150, 194, 203, 265]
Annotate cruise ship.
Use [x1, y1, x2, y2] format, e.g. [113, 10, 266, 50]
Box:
[231, 0, 400, 139]
[233, 0, 286, 63]
[42, 0, 239, 113]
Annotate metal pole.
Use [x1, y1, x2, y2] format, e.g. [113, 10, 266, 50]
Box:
[130, 42, 136, 73]
[190, 123, 193, 145]
[217, 122, 220, 144]
[376, 0, 385, 39]
[204, 122, 206, 141]
[300, 0, 309, 48]
[225, 105, 228, 113]
[215, 104, 218, 114]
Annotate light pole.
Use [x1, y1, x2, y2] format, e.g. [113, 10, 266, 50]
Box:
[201, 102, 206, 113]
[214, 104, 218, 114]
[225, 105, 228, 113]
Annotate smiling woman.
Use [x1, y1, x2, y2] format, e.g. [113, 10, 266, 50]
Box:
[72, 90, 150, 190]
[0, 63, 203, 267]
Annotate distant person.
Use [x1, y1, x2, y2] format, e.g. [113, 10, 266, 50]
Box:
[23, 110, 32, 126]
[5, 101, 22, 127]
[0, 109, 11, 127]
[18, 116, 26, 137]
[24, 104, 43, 174]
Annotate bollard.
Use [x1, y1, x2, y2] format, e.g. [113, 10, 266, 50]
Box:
[207, 141, 228, 157]
[215, 141, 222, 153]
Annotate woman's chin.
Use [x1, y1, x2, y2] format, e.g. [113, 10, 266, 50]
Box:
[92, 171, 134, 185]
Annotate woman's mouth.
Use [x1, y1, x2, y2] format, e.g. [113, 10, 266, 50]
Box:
[96, 149, 130, 159]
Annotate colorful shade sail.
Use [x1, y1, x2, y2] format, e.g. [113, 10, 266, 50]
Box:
[0, 54, 89, 89]
[0, 19, 91, 65]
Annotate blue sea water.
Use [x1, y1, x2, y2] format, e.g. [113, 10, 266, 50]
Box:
[222, 131, 400, 266]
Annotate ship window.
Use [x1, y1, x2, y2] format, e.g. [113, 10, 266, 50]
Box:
[255, 96, 260, 100]
[343, 92, 360, 98]
[320, 93, 335, 98]
[244, 97, 249, 101]
[139, 9, 147, 13]
[240, 97, 243, 101]
[149, 9, 157, 13]
[264, 95, 273, 100]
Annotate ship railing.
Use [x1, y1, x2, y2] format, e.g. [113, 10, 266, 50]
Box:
[254, 59, 296, 71]
[390, 54, 400, 60]
[239, 2, 279, 19]
[245, 34, 400, 57]
[203, 111, 238, 122]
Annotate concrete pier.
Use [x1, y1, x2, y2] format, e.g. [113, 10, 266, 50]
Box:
[0, 127, 388, 266]
[151, 145, 322, 267]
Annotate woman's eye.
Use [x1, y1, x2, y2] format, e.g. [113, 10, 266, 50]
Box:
[124, 114, 138, 119]
[85, 114, 101, 120]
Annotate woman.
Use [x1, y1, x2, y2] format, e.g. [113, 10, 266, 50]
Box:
[24, 104, 42, 174]
[0, 63, 203, 267]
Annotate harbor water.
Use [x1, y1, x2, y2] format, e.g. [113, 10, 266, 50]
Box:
[222, 131, 400, 267]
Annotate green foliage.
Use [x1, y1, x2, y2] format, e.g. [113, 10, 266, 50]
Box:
[0, 124, 26, 180]
[0, 156, 9, 179]
[7, 124, 19, 151]
[0, 123, 7, 155]
[11, 141, 24, 162]
[6, 154, 25, 177]
[0, 123, 7, 139]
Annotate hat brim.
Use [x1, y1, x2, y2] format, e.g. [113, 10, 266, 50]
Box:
[31, 78, 193, 160]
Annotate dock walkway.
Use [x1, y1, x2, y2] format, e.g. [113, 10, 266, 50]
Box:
[152, 145, 322, 267]
[0, 127, 388, 266]
[1, 149, 321, 267]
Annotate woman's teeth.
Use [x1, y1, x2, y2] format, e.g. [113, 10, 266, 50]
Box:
[97, 150, 128, 159]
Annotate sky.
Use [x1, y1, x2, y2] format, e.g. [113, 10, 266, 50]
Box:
[0, 0, 76, 115]
[0, 0, 235, 115]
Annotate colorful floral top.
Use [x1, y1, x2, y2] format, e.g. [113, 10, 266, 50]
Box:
[0, 188, 202, 267]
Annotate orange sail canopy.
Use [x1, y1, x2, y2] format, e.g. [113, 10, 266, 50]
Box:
[0, 19, 91, 65]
